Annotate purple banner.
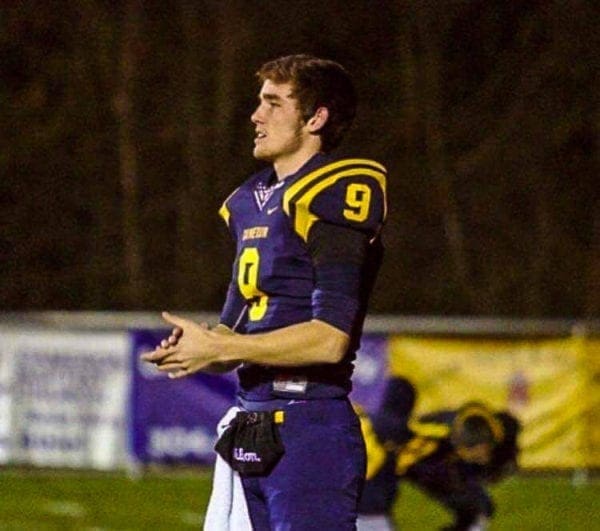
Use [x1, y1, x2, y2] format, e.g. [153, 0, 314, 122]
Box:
[349, 333, 389, 413]
[130, 329, 237, 464]
[129, 330, 389, 464]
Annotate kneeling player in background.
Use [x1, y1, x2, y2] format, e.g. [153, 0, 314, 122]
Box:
[355, 377, 521, 531]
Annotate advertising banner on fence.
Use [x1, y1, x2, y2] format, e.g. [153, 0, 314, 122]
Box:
[587, 338, 600, 468]
[388, 335, 598, 469]
[0, 333, 12, 463]
[1, 330, 130, 469]
[2, 323, 597, 470]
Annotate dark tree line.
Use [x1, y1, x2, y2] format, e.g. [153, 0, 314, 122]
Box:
[1, 0, 598, 317]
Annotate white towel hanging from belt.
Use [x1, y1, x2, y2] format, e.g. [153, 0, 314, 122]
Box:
[204, 406, 252, 531]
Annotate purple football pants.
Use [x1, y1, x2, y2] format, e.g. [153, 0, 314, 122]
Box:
[239, 397, 366, 531]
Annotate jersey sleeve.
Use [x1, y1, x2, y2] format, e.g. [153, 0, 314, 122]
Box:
[219, 280, 248, 332]
[282, 158, 387, 242]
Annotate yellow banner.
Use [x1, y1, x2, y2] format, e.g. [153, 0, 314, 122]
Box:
[388, 336, 600, 469]
[586, 338, 600, 469]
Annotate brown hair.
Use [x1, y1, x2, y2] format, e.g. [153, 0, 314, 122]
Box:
[256, 54, 357, 152]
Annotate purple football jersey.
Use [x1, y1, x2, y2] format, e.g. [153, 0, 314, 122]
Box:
[218, 153, 387, 399]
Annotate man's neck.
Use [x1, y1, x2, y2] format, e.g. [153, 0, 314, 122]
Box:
[273, 146, 322, 181]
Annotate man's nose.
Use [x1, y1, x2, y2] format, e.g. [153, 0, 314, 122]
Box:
[251, 106, 263, 124]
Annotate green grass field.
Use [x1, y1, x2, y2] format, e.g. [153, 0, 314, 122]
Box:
[0, 468, 597, 530]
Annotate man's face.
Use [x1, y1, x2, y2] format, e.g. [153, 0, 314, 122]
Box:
[251, 80, 309, 163]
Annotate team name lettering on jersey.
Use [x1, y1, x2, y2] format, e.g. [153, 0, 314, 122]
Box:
[242, 226, 269, 241]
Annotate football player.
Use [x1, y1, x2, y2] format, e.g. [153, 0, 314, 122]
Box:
[357, 377, 521, 531]
[142, 54, 387, 530]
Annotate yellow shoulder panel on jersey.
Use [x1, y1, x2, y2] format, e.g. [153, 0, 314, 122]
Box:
[218, 186, 240, 227]
[219, 203, 230, 226]
[282, 158, 387, 241]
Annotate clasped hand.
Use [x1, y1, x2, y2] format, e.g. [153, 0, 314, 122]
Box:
[140, 312, 221, 378]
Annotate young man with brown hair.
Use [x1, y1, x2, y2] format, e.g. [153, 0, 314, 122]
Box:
[142, 54, 387, 530]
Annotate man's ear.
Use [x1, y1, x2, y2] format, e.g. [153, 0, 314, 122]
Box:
[307, 107, 329, 133]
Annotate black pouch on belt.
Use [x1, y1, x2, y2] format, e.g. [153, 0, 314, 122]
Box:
[214, 410, 285, 476]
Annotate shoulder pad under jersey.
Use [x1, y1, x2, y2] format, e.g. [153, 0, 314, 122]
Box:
[282, 158, 387, 241]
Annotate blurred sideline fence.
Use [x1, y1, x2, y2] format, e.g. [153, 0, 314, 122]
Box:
[1, 312, 598, 474]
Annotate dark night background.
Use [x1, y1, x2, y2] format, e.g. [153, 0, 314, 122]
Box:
[1, 0, 598, 317]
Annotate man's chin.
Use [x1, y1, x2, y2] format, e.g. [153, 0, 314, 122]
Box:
[252, 147, 273, 161]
